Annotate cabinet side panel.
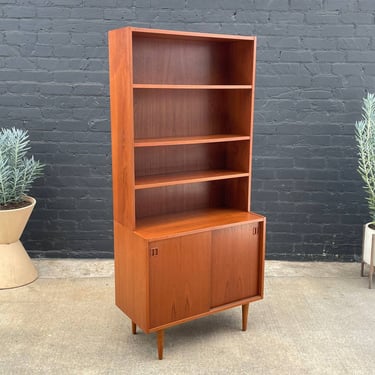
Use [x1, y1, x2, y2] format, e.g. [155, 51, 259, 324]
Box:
[248, 38, 256, 211]
[108, 28, 135, 228]
[114, 223, 149, 332]
[229, 40, 254, 85]
[224, 178, 249, 212]
[258, 218, 266, 298]
[225, 141, 250, 172]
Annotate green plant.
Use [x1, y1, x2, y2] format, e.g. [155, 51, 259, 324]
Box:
[0, 128, 44, 208]
[355, 93, 375, 222]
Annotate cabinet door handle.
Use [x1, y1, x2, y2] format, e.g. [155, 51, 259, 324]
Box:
[150, 247, 159, 256]
[252, 227, 258, 235]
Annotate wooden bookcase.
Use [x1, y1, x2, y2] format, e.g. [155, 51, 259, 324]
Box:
[108, 27, 266, 360]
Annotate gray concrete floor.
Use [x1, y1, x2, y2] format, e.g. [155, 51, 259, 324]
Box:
[1, 260, 374, 374]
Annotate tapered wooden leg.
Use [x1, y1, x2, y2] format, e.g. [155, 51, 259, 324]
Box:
[157, 330, 164, 360]
[369, 266, 373, 289]
[361, 261, 365, 277]
[132, 321, 136, 335]
[242, 303, 249, 331]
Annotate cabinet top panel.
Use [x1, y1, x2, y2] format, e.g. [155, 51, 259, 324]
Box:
[134, 208, 265, 240]
[109, 26, 256, 42]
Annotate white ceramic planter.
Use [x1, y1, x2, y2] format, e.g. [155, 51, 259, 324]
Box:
[0, 197, 38, 289]
[363, 222, 375, 265]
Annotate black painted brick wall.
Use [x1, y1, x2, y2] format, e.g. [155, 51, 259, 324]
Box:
[0, 0, 374, 260]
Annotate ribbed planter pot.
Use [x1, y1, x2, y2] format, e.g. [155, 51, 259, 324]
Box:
[0, 197, 38, 289]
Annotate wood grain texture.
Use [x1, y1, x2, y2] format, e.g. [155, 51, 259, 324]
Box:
[229, 41, 254, 85]
[148, 295, 262, 333]
[135, 142, 249, 177]
[135, 209, 264, 241]
[134, 134, 250, 147]
[149, 232, 211, 328]
[135, 181, 224, 220]
[134, 89, 252, 139]
[211, 223, 260, 307]
[135, 170, 249, 189]
[223, 178, 250, 212]
[134, 89, 230, 139]
[258, 219, 266, 298]
[133, 35, 253, 85]
[135, 143, 225, 178]
[242, 303, 249, 331]
[108, 27, 135, 228]
[114, 225, 149, 332]
[248, 37, 257, 211]
[157, 330, 164, 360]
[135, 179, 250, 220]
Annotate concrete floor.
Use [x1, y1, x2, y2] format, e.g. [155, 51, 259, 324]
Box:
[1, 260, 374, 374]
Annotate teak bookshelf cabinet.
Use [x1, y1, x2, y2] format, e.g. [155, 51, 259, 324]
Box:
[108, 27, 266, 360]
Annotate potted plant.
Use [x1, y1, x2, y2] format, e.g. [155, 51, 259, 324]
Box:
[355, 93, 375, 288]
[0, 127, 44, 289]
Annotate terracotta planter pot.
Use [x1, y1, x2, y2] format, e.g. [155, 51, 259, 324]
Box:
[0, 197, 38, 289]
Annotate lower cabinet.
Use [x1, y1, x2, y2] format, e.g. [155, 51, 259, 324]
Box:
[117, 218, 265, 359]
[148, 222, 262, 328]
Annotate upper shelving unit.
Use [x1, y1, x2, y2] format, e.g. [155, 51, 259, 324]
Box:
[108, 27, 257, 228]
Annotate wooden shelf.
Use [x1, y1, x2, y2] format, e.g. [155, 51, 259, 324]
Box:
[135, 208, 264, 240]
[135, 170, 249, 189]
[133, 84, 252, 90]
[134, 134, 250, 147]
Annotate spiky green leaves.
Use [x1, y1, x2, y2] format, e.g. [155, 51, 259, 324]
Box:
[0, 128, 44, 207]
[355, 93, 375, 222]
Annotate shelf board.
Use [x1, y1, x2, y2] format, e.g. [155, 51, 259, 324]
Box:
[133, 84, 252, 90]
[135, 170, 249, 189]
[135, 208, 265, 240]
[134, 134, 250, 147]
